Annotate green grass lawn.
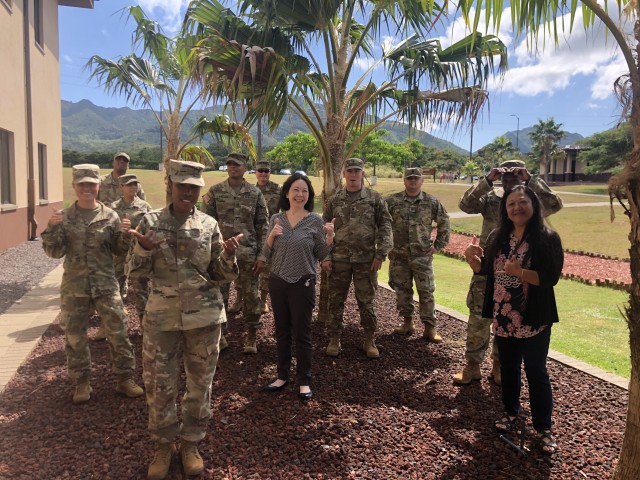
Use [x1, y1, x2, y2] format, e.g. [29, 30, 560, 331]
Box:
[378, 254, 631, 379]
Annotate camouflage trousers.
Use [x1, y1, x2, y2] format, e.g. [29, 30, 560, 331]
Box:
[115, 252, 149, 317]
[327, 261, 378, 335]
[59, 293, 135, 380]
[258, 262, 271, 294]
[389, 255, 437, 328]
[142, 324, 221, 443]
[465, 274, 499, 364]
[220, 260, 261, 329]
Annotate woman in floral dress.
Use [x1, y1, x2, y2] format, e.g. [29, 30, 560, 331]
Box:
[464, 185, 563, 454]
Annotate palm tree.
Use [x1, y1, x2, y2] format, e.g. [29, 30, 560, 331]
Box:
[459, 1, 639, 477]
[478, 135, 516, 167]
[528, 118, 565, 181]
[184, 0, 507, 199]
[86, 6, 253, 201]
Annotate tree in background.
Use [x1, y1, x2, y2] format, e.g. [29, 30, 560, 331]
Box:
[403, 140, 467, 174]
[86, 6, 252, 201]
[266, 132, 319, 174]
[350, 130, 413, 173]
[528, 118, 566, 181]
[459, 1, 639, 476]
[581, 123, 633, 174]
[185, 0, 507, 200]
[477, 135, 516, 167]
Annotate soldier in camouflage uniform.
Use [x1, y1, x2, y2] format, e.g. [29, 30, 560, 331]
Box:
[453, 160, 563, 385]
[204, 152, 269, 354]
[110, 174, 152, 319]
[41, 164, 143, 405]
[97, 152, 146, 204]
[94, 152, 145, 339]
[227, 160, 281, 315]
[128, 160, 240, 479]
[386, 167, 450, 342]
[322, 158, 393, 359]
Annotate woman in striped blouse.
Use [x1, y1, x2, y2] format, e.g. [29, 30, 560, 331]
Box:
[258, 173, 334, 401]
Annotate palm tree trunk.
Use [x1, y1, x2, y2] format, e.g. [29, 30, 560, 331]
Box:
[612, 59, 640, 477]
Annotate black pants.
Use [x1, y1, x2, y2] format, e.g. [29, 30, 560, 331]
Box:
[269, 274, 315, 386]
[496, 326, 553, 432]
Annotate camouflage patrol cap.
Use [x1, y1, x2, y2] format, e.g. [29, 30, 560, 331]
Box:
[404, 167, 423, 178]
[113, 152, 130, 162]
[500, 159, 526, 169]
[255, 161, 271, 170]
[118, 174, 139, 186]
[168, 159, 205, 187]
[72, 164, 100, 184]
[226, 152, 248, 167]
[344, 158, 364, 170]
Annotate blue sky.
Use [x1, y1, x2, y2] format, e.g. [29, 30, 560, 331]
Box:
[59, 0, 627, 151]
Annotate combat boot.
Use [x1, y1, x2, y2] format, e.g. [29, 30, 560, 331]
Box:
[260, 290, 270, 314]
[452, 361, 482, 385]
[492, 359, 502, 386]
[180, 441, 204, 476]
[219, 334, 229, 351]
[72, 376, 92, 404]
[423, 326, 443, 344]
[147, 441, 176, 480]
[362, 332, 379, 359]
[116, 377, 144, 398]
[393, 318, 415, 335]
[243, 327, 258, 354]
[325, 334, 341, 356]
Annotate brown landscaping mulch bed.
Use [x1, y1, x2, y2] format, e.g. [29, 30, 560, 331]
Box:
[445, 233, 632, 288]
[0, 287, 627, 479]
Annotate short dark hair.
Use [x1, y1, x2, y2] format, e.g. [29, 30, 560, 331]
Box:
[278, 172, 315, 212]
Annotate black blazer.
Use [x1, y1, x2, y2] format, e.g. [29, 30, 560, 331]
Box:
[481, 229, 564, 329]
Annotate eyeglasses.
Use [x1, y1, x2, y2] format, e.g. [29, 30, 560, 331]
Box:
[257, 169, 270, 173]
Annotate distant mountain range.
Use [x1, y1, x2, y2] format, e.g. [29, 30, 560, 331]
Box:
[501, 126, 584, 154]
[61, 99, 583, 155]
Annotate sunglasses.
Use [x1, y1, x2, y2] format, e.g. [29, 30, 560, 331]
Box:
[257, 169, 270, 173]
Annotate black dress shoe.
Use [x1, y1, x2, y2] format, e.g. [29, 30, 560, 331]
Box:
[298, 390, 313, 401]
[263, 380, 288, 392]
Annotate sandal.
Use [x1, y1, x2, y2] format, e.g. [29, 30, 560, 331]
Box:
[539, 430, 557, 454]
[495, 414, 518, 433]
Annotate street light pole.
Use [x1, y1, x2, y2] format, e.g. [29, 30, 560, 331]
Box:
[510, 114, 520, 150]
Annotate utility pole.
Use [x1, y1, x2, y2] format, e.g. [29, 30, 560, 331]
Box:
[510, 114, 520, 150]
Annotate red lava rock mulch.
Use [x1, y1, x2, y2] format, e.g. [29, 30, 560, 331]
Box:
[0, 287, 627, 479]
[445, 233, 631, 288]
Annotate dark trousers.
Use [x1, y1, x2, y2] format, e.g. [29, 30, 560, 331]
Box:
[495, 326, 553, 432]
[269, 274, 315, 386]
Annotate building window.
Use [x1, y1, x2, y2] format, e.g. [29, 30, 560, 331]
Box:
[34, 0, 43, 46]
[38, 143, 47, 201]
[0, 129, 15, 205]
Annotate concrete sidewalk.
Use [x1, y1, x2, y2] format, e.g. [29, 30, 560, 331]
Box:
[0, 266, 629, 395]
[0, 265, 62, 394]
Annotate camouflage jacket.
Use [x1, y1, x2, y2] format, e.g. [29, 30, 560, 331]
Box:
[204, 179, 269, 263]
[458, 176, 564, 248]
[41, 202, 127, 296]
[97, 172, 146, 204]
[257, 180, 281, 219]
[110, 196, 152, 249]
[128, 205, 239, 331]
[386, 191, 450, 259]
[323, 187, 393, 263]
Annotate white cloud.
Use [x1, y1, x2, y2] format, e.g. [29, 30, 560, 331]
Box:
[137, 0, 190, 33]
[63, 54, 73, 64]
[498, 5, 629, 101]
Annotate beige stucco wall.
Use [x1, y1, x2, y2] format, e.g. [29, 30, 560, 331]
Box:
[0, 0, 75, 250]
